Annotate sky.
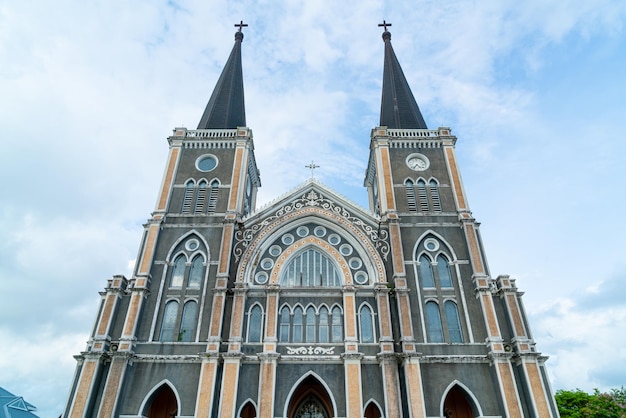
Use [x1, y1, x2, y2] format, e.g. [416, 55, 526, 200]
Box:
[1, 0, 626, 416]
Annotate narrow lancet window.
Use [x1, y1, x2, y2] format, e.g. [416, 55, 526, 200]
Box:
[429, 179, 441, 212]
[279, 307, 290, 342]
[179, 300, 198, 342]
[445, 301, 463, 343]
[159, 300, 179, 342]
[248, 305, 263, 342]
[170, 255, 186, 288]
[419, 255, 435, 288]
[359, 305, 375, 343]
[436, 254, 453, 288]
[426, 301, 444, 343]
[187, 255, 204, 288]
[405, 179, 417, 212]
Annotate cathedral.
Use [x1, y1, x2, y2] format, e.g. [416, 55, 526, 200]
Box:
[62, 22, 559, 418]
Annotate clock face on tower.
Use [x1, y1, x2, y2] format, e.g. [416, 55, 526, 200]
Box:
[406, 154, 429, 171]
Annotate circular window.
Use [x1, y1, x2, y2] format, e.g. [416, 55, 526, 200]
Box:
[406, 153, 430, 171]
[296, 226, 309, 237]
[255, 271, 268, 284]
[339, 244, 353, 256]
[281, 234, 294, 245]
[328, 234, 341, 246]
[260, 258, 274, 270]
[313, 226, 327, 237]
[196, 155, 218, 172]
[269, 245, 282, 257]
[185, 239, 199, 251]
[424, 238, 439, 252]
[349, 257, 362, 270]
[354, 271, 368, 285]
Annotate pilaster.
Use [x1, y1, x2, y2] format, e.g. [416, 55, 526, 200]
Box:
[217, 352, 244, 418]
[342, 352, 364, 418]
[257, 352, 280, 418]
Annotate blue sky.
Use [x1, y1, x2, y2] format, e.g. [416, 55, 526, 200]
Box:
[1, 1, 626, 416]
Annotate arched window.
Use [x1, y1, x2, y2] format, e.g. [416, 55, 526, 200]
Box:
[160, 300, 179, 341]
[426, 301, 444, 343]
[170, 255, 186, 288]
[247, 305, 263, 343]
[417, 179, 429, 211]
[280, 248, 341, 287]
[445, 301, 463, 343]
[182, 180, 195, 214]
[405, 179, 417, 212]
[437, 254, 453, 288]
[194, 180, 207, 213]
[207, 180, 219, 213]
[359, 304, 375, 343]
[187, 255, 204, 288]
[279, 306, 290, 342]
[419, 255, 435, 288]
[331, 306, 343, 343]
[318, 307, 329, 343]
[239, 401, 257, 418]
[179, 300, 197, 342]
[429, 179, 442, 212]
[293, 307, 304, 343]
[305, 306, 316, 342]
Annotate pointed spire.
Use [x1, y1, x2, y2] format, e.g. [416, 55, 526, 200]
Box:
[197, 22, 248, 129]
[378, 22, 428, 129]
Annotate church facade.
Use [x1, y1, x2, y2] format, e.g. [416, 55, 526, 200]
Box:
[63, 24, 559, 418]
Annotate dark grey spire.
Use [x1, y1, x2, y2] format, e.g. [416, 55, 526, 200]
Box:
[378, 23, 428, 129]
[197, 23, 247, 129]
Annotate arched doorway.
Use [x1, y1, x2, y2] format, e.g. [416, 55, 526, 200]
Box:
[287, 375, 334, 418]
[239, 401, 257, 418]
[145, 384, 178, 418]
[364, 401, 383, 418]
[443, 385, 475, 418]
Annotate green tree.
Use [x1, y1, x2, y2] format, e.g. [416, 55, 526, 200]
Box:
[555, 387, 626, 418]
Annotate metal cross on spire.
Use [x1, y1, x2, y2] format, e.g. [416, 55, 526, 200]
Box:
[378, 20, 392, 31]
[234, 20, 248, 32]
[305, 161, 320, 178]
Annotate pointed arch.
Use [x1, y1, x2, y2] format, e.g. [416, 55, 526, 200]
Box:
[237, 399, 257, 418]
[279, 304, 291, 342]
[207, 179, 220, 213]
[283, 372, 337, 418]
[364, 399, 384, 418]
[440, 381, 483, 418]
[358, 302, 376, 343]
[164, 230, 211, 262]
[182, 179, 195, 214]
[138, 380, 181, 418]
[404, 178, 417, 212]
[428, 177, 442, 212]
[247, 303, 264, 343]
[413, 230, 459, 262]
[279, 243, 342, 287]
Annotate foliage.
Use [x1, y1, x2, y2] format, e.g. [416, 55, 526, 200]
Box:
[555, 387, 626, 418]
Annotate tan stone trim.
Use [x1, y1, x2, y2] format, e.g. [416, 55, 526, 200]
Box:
[218, 358, 241, 418]
[157, 147, 180, 211]
[397, 293, 415, 340]
[95, 293, 118, 337]
[265, 293, 278, 340]
[506, 294, 527, 338]
[219, 224, 235, 275]
[380, 147, 396, 211]
[464, 224, 484, 274]
[227, 147, 245, 211]
[523, 361, 554, 418]
[344, 360, 363, 418]
[195, 360, 218, 418]
[444, 147, 467, 210]
[376, 290, 392, 339]
[257, 357, 278, 418]
[380, 359, 401, 417]
[404, 358, 426, 418]
[389, 223, 406, 275]
[343, 292, 357, 340]
[121, 291, 143, 338]
[209, 292, 225, 338]
[139, 224, 160, 275]
[96, 357, 127, 418]
[68, 359, 99, 418]
[480, 293, 501, 338]
[229, 290, 246, 340]
[496, 361, 523, 418]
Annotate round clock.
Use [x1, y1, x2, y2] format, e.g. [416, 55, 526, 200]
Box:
[406, 154, 429, 171]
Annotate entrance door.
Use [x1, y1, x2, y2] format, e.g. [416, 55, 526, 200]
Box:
[287, 375, 333, 418]
[443, 385, 475, 418]
[293, 396, 328, 418]
[146, 385, 178, 418]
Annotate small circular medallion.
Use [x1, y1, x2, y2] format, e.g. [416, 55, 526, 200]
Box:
[406, 154, 429, 171]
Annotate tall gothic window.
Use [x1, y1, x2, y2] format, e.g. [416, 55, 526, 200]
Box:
[445, 301, 463, 343]
[419, 255, 435, 287]
[187, 255, 204, 288]
[194, 180, 207, 213]
[405, 179, 417, 212]
[429, 179, 442, 212]
[280, 248, 341, 287]
[359, 304, 375, 343]
[247, 304, 263, 343]
[179, 300, 198, 342]
[425, 301, 444, 343]
[207, 180, 219, 213]
[182, 180, 195, 214]
[170, 255, 186, 288]
[279, 306, 290, 342]
[159, 301, 179, 342]
[417, 179, 429, 211]
[436, 254, 453, 288]
[278, 304, 343, 344]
